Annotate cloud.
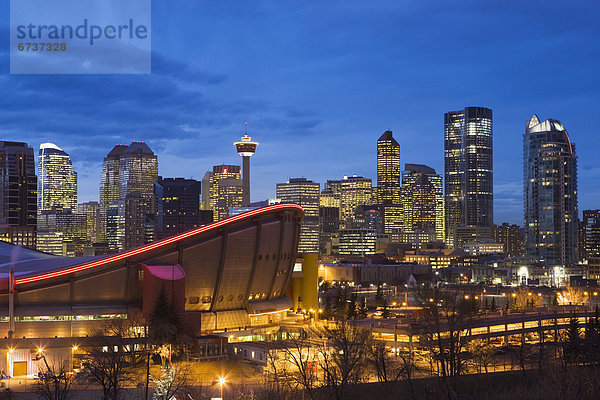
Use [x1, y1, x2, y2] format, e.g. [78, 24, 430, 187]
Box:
[0, 46, 322, 166]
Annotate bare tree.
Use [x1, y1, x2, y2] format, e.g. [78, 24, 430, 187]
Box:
[368, 342, 402, 400]
[465, 339, 494, 374]
[151, 363, 189, 400]
[367, 340, 421, 400]
[35, 358, 74, 400]
[278, 335, 320, 400]
[100, 315, 147, 365]
[82, 344, 131, 400]
[397, 350, 419, 400]
[413, 285, 478, 399]
[316, 320, 371, 400]
[263, 347, 295, 400]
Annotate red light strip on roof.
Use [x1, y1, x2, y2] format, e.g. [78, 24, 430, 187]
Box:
[15, 203, 303, 286]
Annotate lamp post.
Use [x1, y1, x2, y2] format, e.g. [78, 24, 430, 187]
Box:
[71, 345, 78, 372]
[218, 377, 227, 399]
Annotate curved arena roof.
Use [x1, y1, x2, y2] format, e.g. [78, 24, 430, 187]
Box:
[0, 203, 304, 288]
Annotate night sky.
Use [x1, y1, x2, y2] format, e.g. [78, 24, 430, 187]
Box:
[1, 1, 599, 225]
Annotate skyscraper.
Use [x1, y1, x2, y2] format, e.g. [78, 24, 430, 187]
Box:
[99, 144, 128, 243]
[320, 180, 342, 208]
[276, 178, 320, 253]
[339, 175, 373, 229]
[119, 142, 158, 249]
[0, 141, 37, 248]
[216, 177, 244, 220]
[584, 210, 600, 279]
[578, 219, 587, 262]
[523, 115, 578, 266]
[36, 143, 82, 255]
[100, 142, 158, 250]
[156, 178, 203, 239]
[377, 130, 400, 204]
[583, 210, 600, 259]
[201, 165, 242, 221]
[401, 164, 444, 242]
[319, 206, 339, 255]
[377, 130, 403, 236]
[234, 130, 258, 207]
[444, 107, 493, 247]
[78, 201, 101, 244]
[37, 143, 77, 213]
[106, 200, 125, 250]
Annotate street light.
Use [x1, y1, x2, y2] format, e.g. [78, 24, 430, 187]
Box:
[218, 377, 227, 399]
[71, 345, 78, 371]
[7, 348, 13, 385]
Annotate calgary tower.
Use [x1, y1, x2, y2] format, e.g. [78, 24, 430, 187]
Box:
[234, 123, 259, 206]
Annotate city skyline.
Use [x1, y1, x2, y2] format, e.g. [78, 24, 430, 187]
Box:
[2, 2, 600, 395]
[1, 2, 599, 225]
[11, 108, 586, 228]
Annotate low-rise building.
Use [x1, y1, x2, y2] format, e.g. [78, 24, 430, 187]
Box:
[320, 261, 431, 285]
[403, 248, 462, 269]
[462, 240, 504, 256]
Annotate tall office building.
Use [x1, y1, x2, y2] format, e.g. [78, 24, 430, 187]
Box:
[276, 178, 320, 253]
[492, 223, 524, 257]
[523, 115, 578, 266]
[339, 175, 373, 229]
[216, 177, 244, 220]
[106, 201, 125, 251]
[37, 143, 77, 213]
[377, 130, 402, 235]
[401, 164, 444, 242]
[156, 178, 203, 239]
[234, 131, 258, 206]
[578, 219, 587, 262]
[444, 107, 493, 247]
[78, 201, 101, 244]
[584, 210, 600, 279]
[319, 206, 339, 255]
[202, 165, 242, 221]
[377, 130, 400, 204]
[583, 210, 600, 260]
[36, 143, 81, 255]
[119, 142, 158, 249]
[37, 209, 87, 256]
[0, 141, 37, 248]
[100, 142, 158, 250]
[320, 180, 342, 208]
[99, 144, 128, 242]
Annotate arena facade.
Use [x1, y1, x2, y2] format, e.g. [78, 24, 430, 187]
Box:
[0, 203, 304, 376]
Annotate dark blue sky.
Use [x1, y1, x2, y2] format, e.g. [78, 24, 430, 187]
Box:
[2, 1, 599, 225]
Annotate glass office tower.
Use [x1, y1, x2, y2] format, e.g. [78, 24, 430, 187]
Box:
[276, 178, 320, 253]
[38, 143, 77, 212]
[377, 130, 402, 235]
[444, 107, 493, 247]
[401, 164, 444, 242]
[523, 114, 578, 266]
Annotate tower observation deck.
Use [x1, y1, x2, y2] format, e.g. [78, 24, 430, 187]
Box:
[234, 133, 258, 206]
